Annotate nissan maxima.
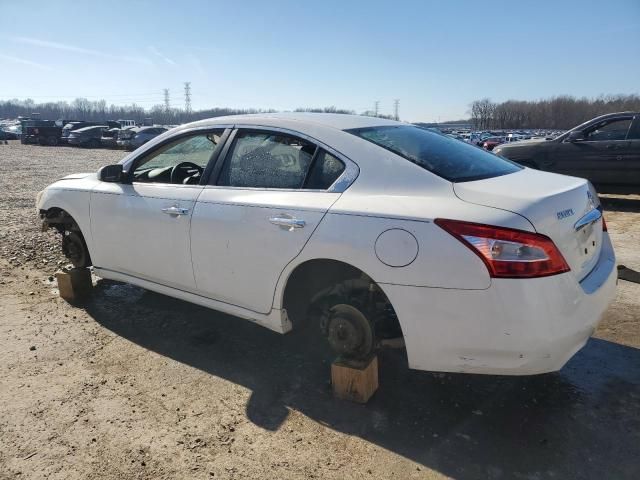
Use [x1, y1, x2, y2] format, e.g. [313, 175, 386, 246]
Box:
[36, 113, 616, 375]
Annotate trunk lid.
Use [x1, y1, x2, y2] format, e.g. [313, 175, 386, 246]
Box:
[453, 168, 603, 281]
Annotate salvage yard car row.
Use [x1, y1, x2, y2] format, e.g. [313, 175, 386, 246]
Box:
[10, 118, 169, 150]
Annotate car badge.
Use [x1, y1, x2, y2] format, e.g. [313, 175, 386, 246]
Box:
[557, 208, 575, 220]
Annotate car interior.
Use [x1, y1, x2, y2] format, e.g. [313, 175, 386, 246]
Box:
[132, 133, 221, 184]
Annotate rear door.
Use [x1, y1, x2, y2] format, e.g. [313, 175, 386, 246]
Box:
[549, 115, 634, 187]
[191, 128, 350, 313]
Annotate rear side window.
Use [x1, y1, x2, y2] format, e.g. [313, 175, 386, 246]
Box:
[305, 150, 345, 189]
[347, 125, 522, 182]
[218, 131, 316, 189]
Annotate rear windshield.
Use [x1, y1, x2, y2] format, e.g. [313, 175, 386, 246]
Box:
[347, 125, 522, 182]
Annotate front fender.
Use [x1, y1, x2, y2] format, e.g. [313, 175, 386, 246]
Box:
[37, 186, 95, 259]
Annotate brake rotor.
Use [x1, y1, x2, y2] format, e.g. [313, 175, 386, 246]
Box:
[326, 304, 374, 359]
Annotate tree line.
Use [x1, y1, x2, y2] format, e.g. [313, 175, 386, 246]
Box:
[3, 94, 638, 128]
[0, 98, 365, 125]
[0, 98, 278, 124]
[469, 94, 640, 130]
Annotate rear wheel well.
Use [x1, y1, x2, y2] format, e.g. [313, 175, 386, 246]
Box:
[282, 259, 402, 341]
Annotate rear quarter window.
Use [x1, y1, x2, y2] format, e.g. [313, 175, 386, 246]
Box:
[347, 125, 522, 182]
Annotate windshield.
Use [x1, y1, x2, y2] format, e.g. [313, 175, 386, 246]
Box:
[347, 125, 522, 182]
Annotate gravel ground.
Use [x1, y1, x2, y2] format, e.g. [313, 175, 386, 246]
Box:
[1, 141, 639, 479]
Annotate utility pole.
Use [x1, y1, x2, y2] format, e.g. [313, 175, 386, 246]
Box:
[163, 88, 170, 114]
[393, 99, 399, 121]
[184, 82, 192, 114]
[374, 101, 379, 117]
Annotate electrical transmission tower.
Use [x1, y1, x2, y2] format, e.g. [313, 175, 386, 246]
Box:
[374, 100, 379, 117]
[184, 82, 192, 114]
[393, 99, 400, 121]
[163, 88, 170, 114]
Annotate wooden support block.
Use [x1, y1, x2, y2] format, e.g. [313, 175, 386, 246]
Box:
[56, 268, 92, 302]
[331, 355, 378, 403]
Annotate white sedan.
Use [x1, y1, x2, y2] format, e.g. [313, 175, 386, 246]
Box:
[37, 113, 617, 375]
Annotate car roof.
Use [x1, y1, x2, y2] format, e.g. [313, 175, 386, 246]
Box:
[179, 112, 401, 132]
[76, 125, 107, 132]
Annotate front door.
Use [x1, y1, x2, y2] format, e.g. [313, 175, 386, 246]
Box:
[549, 115, 635, 187]
[90, 131, 225, 290]
[191, 129, 348, 314]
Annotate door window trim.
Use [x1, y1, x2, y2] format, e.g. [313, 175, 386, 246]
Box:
[206, 125, 359, 193]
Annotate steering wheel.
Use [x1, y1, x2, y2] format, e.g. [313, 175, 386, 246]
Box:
[170, 161, 202, 184]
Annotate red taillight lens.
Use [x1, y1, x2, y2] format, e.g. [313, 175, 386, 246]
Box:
[435, 219, 571, 279]
[601, 215, 607, 232]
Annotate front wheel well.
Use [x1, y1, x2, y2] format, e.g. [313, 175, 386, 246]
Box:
[282, 259, 402, 341]
[41, 207, 92, 267]
[41, 207, 82, 234]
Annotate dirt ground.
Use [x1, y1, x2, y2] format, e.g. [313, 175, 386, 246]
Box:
[1, 141, 639, 480]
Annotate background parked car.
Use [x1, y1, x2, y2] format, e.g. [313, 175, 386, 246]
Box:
[482, 136, 505, 150]
[67, 125, 108, 148]
[0, 126, 20, 140]
[117, 126, 168, 150]
[61, 121, 119, 144]
[493, 112, 640, 193]
[100, 127, 121, 148]
[20, 119, 61, 145]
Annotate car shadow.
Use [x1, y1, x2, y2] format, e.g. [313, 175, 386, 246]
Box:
[85, 280, 640, 479]
[600, 195, 640, 213]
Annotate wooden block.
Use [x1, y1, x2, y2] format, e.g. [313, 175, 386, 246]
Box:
[331, 355, 378, 403]
[56, 268, 92, 302]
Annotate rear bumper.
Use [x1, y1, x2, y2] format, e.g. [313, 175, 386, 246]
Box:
[382, 234, 617, 375]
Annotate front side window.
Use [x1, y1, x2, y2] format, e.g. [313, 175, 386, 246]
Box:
[585, 118, 632, 141]
[132, 131, 223, 184]
[218, 131, 316, 189]
[348, 125, 521, 182]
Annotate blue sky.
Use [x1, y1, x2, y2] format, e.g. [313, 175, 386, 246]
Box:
[0, 0, 638, 122]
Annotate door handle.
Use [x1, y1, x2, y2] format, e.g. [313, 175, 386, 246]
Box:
[162, 206, 190, 216]
[269, 216, 305, 230]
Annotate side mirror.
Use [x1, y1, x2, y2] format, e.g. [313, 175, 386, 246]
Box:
[567, 130, 585, 142]
[98, 164, 124, 183]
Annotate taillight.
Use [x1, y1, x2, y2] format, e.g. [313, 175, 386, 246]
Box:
[601, 215, 607, 232]
[435, 219, 570, 279]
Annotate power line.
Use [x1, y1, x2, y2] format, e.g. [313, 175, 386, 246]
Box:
[184, 82, 191, 113]
[393, 99, 400, 121]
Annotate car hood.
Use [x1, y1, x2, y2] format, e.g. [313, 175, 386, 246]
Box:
[60, 172, 96, 180]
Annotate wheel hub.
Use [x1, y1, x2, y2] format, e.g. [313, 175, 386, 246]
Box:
[325, 304, 373, 359]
